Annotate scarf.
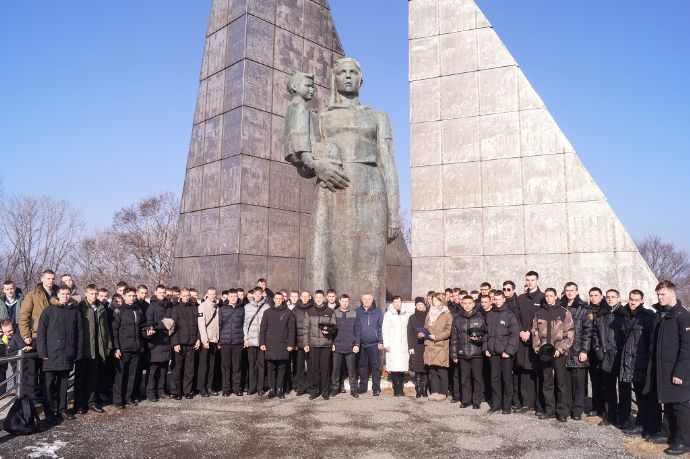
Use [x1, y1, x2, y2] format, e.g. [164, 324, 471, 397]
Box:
[428, 304, 449, 326]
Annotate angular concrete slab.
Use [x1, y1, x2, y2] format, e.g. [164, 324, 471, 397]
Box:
[410, 0, 657, 299]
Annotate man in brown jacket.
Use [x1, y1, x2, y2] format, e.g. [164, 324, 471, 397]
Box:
[18, 269, 57, 402]
[531, 288, 574, 422]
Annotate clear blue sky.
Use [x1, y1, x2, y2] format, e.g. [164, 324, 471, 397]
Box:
[1, 1, 688, 251]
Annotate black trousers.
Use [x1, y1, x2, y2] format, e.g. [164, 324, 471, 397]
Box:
[512, 362, 521, 407]
[290, 348, 307, 393]
[146, 361, 168, 398]
[266, 359, 288, 392]
[247, 346, 265, 393]
[482, 356, 492, 402]
[460, 358, 483, 405]
[308, 347, 331, 396]
[102, 354, 115, 401]
[602, 370, 618, 423]
[665, 401, 690, 445]
[113, 352, 139, 405]
[44, 369, 70, 414]
[196, 343, 218, 393]
[74, 358, 103, 409]
[490, 355, 513, 410]
[172, 345, 195, 396]
[358, 345, 381, 391]
[518, 368, 536, 410]
[541, 356, 569, 418]
[133, 350, 146, 399]
[23, 356, 44, 403]
[568, 367, 588, 417]
[220, 344, 243, 393]
[428, 365, 448, 395]
[449, 358, 460, 399]
[332, 352, 357, 391]
[589, 364, 604, 415]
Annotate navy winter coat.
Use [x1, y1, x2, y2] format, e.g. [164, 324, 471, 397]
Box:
[36, 300, 83, 371]
[332, 307, 361, 353]
[356, 303, 383, 348]
[218, 302, 245, 346]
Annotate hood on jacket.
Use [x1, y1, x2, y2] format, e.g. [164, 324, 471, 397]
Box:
[458, 307, 479, 319]
[296, 299, 314, 310]
[49, 297, 77, 308]
[308, 303, 333, 316]
[386, 303, 409, 315]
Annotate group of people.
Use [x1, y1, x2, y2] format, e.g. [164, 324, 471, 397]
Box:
[1, 269, 688, 455]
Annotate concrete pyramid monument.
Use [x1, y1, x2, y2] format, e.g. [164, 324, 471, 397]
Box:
[408, 0, 658, 298]
[173, 0, 412, 298]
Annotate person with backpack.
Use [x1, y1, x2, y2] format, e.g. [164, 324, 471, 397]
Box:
[36, 284, 82, 422]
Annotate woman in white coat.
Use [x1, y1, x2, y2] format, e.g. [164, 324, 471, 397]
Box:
[383, 296, 411, 397]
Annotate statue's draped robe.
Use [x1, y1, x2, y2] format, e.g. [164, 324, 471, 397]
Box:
[304, 105, 397, 307]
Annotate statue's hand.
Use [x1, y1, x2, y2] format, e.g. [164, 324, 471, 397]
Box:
[313, 159, 350, 192]
[388, 226, 400, 243]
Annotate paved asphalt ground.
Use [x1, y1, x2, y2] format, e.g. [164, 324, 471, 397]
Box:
[0, 388, 675, 458]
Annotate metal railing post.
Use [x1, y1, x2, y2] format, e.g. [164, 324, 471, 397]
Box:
[16, 349, 24, 398]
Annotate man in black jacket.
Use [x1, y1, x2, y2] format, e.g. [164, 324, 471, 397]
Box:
[451, 295, 487, 409]
[587, 287, 606, 418]
[646, 281, 690, 456]
[218, 289, 245, 396]
[562, 282, 593, 421]
[145, 285, 173, 401]
[170, 288, 201, 399]
[259, 292, 295, 399]
[592, 288, 623, 426]
[502, 280, 521, 410]
[37, 285, 82, 422]
[74, 284, 111, 414]
[617, 289, 657, 435]
[516, 271, 544, 414]
[486, 291, 519, 413]
[331, 294, 361, 398]
[112, 287, 150, 409]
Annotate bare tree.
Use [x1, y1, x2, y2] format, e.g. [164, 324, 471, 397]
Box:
[0, 195, 84, 290]
[638, 234, 690, 305]
[73, 229, 139, 289]
[399, 208, 412, 248]
[110, 192, 179, 287]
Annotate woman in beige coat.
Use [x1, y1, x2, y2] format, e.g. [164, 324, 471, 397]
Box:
[422, 293, 453, 401]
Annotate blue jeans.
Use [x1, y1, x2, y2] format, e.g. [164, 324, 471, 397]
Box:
[358, 345, 380, 391]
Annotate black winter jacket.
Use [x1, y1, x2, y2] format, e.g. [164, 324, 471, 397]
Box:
[259, 304, 295, 361]
[486, 304, 519, 356]
[112, 304, 145, 353]
[617, 305, 654, 384]
[302, 304, 335, 348]
[332, 307, 361, 353]
[36, 300, 83, 371]
[145, 298, 172, 363]
[171, 301, 200, 347]
[592, 303, 623, 373]
[516, 289, 544, 370]
[218, 302, 245, 346]
[450, 308, 487, 359]
[563, 296, 594, 369]
[407, 308, 428, 372]
[645, 302, 690, 403]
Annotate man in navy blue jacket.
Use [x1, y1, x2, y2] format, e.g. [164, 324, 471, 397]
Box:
[356, 294, 384, 396]
[331, 294, 361, 398]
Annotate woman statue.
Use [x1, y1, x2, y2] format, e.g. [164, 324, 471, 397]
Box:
[284, 57, 400, 307]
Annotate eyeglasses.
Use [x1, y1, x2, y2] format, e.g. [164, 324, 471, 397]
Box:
[503, 288, 512, 292]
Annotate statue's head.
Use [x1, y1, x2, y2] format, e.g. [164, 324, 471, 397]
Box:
[332, 57, 363, 99]
[287, 72, 315, 101]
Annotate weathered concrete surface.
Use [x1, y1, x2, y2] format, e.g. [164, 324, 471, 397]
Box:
[409, 0, 658, 297]
[0, 393, 658, 458]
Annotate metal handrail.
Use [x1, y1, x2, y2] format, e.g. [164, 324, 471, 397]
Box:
[0, 349, 37, 413]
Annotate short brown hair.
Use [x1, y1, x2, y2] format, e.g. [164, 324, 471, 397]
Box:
[656, 280, 676, 292]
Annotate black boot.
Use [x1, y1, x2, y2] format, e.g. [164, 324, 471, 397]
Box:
[421, 374, 429, 398]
